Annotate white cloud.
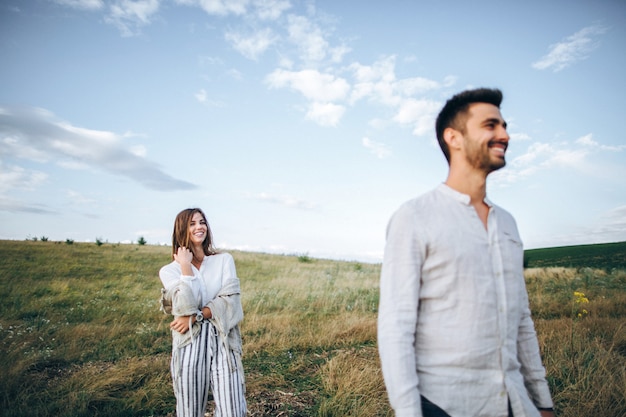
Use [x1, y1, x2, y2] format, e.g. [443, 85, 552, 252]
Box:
[392, 98, 441, 137]
[0, 162, 53, 214]
[532, 24, 608, 72]
[252, 0, 291, 20]
[175, 0, 248, 16]
[0, 106, 196, 191]
[0, 164, 48, 194]
[195, 88, 208, 103]
[2, 135, 49, 161]
[350, 56, 396, 84]
[349, 57, 397, 105]
[362, 137, 391, 159]
[286, 14, 329, 62]
[53, 0, 104, 10]
[510, 142, 551, 167]
[305, 102, 345, 127]
[264, 54, 452, 133]
[495, 140, 592, 185]
[265, 69, 349, 102]
[348, 56, 447, 135]
[576, 133, 626, 151]
[225, 28, 278, 60]
[105, 0, 160, 36]
[550, 148, 588, 167]
[194, 88, 225, 107]
[329, 44, 351, 63]
[510, 132, 532, 141]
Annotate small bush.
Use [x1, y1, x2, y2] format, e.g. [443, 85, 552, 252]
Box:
[297, 253, 313, 263]
[137, 236, 147, 246]
[65, 239, 74, 245]
[96, 237, 104, 247]
[40, 236, 49, 242]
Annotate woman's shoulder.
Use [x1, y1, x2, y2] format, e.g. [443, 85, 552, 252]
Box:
[206, 252, 233, 265]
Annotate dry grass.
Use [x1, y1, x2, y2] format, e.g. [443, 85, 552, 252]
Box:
[0, 241, 625, 416]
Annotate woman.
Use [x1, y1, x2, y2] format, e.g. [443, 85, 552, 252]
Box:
[159, 208, 246, 417]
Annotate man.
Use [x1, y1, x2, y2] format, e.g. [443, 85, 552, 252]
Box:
[377, 88, 555, 417]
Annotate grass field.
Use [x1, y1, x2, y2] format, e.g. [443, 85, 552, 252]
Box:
[524, 241, 626, 270]
[1, 240, 625, 416]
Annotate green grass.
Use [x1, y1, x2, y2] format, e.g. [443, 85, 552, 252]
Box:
[1, 240, 625, 416]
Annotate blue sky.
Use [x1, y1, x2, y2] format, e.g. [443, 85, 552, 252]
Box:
[1, 0, 625, 262]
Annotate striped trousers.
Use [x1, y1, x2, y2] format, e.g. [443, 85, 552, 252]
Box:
[171, 321, 247, 417]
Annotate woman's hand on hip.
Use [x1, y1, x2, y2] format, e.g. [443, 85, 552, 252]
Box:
[170, 316, 191, 334]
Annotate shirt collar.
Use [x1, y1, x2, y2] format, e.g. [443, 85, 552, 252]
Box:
[437, 183, 493, 208]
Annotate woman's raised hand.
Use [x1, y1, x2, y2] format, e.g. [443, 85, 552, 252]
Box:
[174, 246, 193, 266]
[174, 247, 195, 276]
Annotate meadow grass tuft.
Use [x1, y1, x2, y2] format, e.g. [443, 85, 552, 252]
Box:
[0, 240, 624, 416]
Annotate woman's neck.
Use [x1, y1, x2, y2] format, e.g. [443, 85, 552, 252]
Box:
[192, 245, 204, 267]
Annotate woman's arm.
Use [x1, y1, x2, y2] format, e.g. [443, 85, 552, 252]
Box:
[166, 247, 206, 333]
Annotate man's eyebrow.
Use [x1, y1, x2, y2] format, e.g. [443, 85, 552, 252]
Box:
[482, 117, 507, 128]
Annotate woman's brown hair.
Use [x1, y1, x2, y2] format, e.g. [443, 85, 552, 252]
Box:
[171, 208, 217, 260]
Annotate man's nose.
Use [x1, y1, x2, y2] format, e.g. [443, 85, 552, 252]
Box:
[497, 125, 510, 141]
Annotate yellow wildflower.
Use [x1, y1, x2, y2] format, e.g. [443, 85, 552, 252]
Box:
[574, 291, 589, 304]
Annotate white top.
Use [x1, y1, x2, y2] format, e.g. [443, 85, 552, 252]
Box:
[377, 184, 553, 417]
[159, 252, 236, 309]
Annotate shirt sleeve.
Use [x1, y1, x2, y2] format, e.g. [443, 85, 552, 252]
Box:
[159, 262, 198, 290]
[377, 203, 424, 417]
[220, 253, 238, 284]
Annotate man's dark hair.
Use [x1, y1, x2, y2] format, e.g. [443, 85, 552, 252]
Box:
[435, 88, 503, 162]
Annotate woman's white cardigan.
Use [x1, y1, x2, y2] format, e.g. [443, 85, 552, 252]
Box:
[160, 257, 245, 383]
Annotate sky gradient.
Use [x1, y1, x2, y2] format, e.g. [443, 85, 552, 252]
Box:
[1, 0, 625, 262]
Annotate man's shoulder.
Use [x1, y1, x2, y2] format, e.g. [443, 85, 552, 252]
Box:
[387, 188, 443, 231]
[394, 187, 445, 214]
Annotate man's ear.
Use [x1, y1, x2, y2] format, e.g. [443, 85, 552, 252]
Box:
[443, 127, 461, 151]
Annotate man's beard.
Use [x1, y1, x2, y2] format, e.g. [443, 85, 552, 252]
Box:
[464, 138, 506, 173]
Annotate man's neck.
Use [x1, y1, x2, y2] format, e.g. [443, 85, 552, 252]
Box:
[446, 167, 491, 229]
[445, 166, 488, 204]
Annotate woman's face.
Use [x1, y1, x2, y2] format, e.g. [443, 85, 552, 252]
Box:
[188, 212, 208, 246]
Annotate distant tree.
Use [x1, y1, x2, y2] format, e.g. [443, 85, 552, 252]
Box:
[65, 239, 74, 245]
[137, 236, 147, 246]
[40, 236, 49, 242]
[96, 237, 104, 246]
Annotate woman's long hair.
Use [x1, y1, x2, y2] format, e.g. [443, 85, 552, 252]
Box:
[171, 208, 218, 260]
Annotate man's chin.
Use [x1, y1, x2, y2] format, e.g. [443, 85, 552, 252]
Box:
[488, 160, 506, 173]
